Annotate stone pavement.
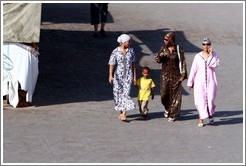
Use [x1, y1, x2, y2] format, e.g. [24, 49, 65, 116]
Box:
[2, 3, 244, 164]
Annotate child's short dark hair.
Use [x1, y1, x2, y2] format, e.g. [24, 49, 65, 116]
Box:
[142, 66, 150, 72]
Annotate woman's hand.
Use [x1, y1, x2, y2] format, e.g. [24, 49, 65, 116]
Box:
[133, 79, 137, 86]
[109, 65, 114, 84]
[109, 76, 114, 84]
[159, 52, 165, 57]
[209, 46, 213, 55]
[158, 47, 165, 57]
[179, 76, 185, 82]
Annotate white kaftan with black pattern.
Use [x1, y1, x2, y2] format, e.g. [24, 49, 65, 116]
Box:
[108, 47, 136, 111]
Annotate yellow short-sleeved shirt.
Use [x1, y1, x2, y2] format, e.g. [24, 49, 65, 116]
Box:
[137, 77, 155, 101]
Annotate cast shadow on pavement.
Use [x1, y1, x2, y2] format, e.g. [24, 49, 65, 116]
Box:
[179, 109, 243, 126]
[127, 109, 243, 126]
[33, 29, 198, 107]
[33, 3, 201, 106]
[41, 3, 114, 24]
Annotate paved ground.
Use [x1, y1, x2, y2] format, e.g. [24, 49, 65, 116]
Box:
[2, 3, 244, 164]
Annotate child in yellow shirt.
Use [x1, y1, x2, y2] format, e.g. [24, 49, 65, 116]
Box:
[137, 67, 155, 119]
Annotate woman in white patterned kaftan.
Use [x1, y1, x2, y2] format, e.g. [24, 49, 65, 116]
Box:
[108, 34, 137, 121]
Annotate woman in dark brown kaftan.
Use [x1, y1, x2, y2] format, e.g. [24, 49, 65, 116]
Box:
[155, 32, 187, 122]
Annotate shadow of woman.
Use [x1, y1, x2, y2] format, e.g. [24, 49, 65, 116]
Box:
[211, 117, 243, 126]
[126, 109, 243, 125]
[211, 110, 243, 126]
[179, 109, 243, 126]
[126, 111, 164, 121]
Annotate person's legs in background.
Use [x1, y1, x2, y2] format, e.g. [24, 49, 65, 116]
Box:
[90, 3, 100, 37]
[99, 3, 108, 37]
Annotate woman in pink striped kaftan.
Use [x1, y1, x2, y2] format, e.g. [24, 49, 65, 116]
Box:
[187, 38, 220, 127]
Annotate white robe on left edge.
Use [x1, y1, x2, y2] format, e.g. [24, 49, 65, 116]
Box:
[2, 43, 39, 107]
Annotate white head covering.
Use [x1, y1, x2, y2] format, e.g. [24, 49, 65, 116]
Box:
[117, 34, 131, 44]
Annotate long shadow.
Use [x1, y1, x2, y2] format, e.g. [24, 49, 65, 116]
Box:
[41, 3, 114, 24]
[32, 3, 201, 106]
[211, 110, 244, 126]
[33, 29, 198, 106]
[126, 111, 164, 121]
[179, 109, 243, 126]
[127, 109, 243, 126]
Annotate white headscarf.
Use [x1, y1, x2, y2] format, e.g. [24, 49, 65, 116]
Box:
[117, 34, 131, 44]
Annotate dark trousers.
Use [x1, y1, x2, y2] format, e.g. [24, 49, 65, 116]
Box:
[90, 3, 108, 25]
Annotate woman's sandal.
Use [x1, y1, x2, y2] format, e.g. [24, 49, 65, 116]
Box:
[121, 115, 128, 122]
[168, 117, 175, 122]
[197, 123, 204, 127]
[118, 113, 123, 120]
